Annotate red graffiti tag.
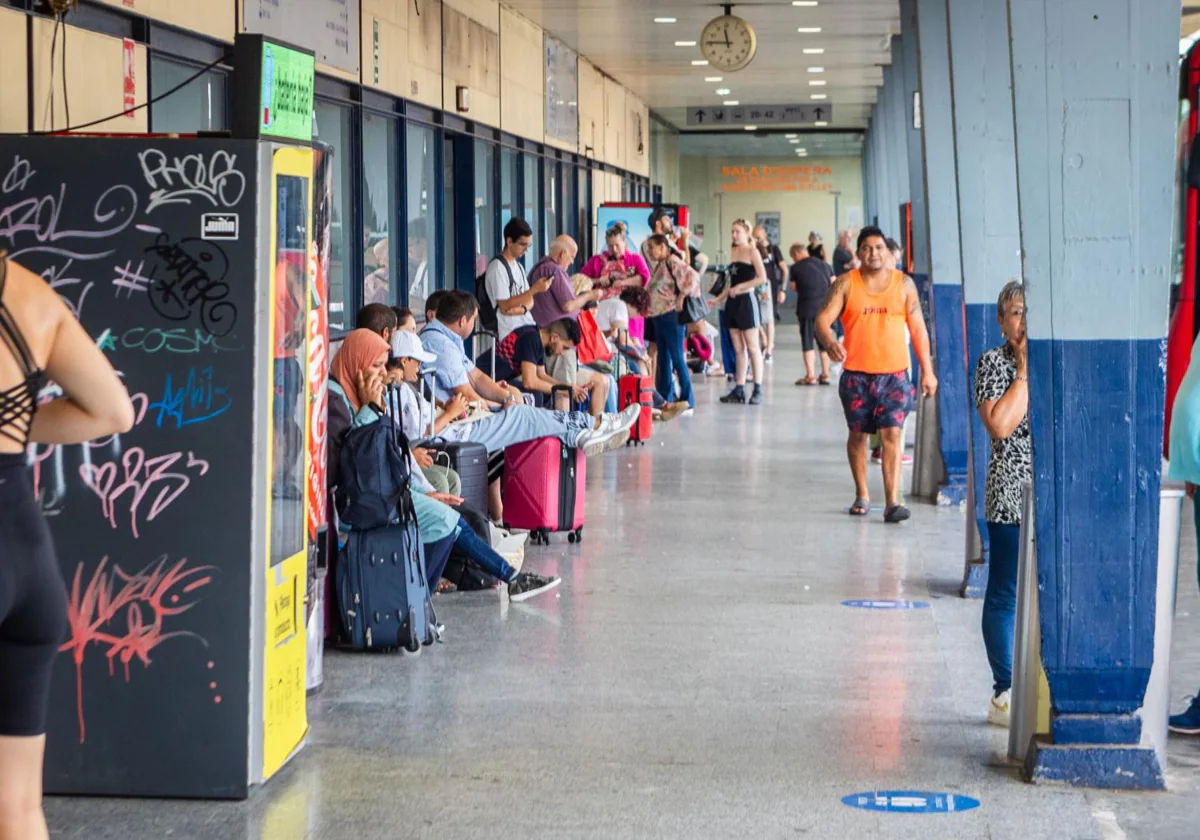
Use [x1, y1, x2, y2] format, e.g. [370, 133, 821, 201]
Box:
[59, 555, 216, 742]
[79, 447, 208, 538]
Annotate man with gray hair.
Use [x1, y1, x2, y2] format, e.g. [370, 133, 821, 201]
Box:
[833, 229, 859, 277]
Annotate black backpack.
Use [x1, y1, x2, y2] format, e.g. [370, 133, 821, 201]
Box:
[475, 257, 517, 333]
[333, 386, 415, 531]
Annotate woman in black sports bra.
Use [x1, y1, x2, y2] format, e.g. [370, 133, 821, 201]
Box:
[0, 254, 133, 840]
[710, 220, 768, 405]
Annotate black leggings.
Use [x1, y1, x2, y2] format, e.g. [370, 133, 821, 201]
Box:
[0, 453, 67, 736]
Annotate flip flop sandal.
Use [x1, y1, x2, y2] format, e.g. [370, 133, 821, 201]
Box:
[884, 504, 912, 524]
[795, 378, 818, 386]
[818, 376, 831, 386]
[436, 580, 458, 594]
[849, 498, 870, 516]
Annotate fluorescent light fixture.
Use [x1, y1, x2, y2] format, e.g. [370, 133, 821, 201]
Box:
[785, 133, 798, 138]
[692, 59, 709, 66]
[744, 125, 758, 131]
[809, 80, 827, 86]
[810, 93, 828, 100]
[675, 40, 697, 46]
[803, 48, 825, 54]
[793, 1, 819, 5]
[815, 121, 828, 126]
[654, 17, 677, 23]
[797, 27, 822, 33]
[716, 88, 731, 95]
[789, 138, 800, 143]
[724, 100, 740, 105]
[807, 66, 825, 73]
[705, 76, 724, 82]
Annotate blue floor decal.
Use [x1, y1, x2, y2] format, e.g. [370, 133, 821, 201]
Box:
[842, 791, 981, 814]
[840, 599, 930, 610]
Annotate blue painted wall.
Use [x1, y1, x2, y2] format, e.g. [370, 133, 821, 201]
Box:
[932, 284, 969, 504]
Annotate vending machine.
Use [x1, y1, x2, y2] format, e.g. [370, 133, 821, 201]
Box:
[0, 38, 320, 800]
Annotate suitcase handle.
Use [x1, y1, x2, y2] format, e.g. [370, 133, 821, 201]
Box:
[551, 384, 584, 412]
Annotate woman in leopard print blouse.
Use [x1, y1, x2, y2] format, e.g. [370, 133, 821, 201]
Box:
[974, 280, 1031, 729]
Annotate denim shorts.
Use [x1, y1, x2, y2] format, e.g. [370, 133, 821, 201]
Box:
[838, 370, 915, 434]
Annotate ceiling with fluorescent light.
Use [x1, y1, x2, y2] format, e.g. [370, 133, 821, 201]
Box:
[678, 131, 864, 158]
[500, 0, 900, 131]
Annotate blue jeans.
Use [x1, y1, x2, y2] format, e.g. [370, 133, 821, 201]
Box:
[650, 313, 693, 408]
[982, 521, 1021, 694]
[458, 404, 594, 454]
[452, 523, 516, 583]
[718, 310, 736, 373]
[424, 532, 455, 588]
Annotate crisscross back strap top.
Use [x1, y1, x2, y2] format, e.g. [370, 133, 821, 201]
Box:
[0, 255, 46, 446]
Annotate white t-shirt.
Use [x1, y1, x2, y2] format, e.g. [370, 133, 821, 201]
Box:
[393, 381, 470, 443]
[594, 298, 629, 333]
[485, 257, 534, 339]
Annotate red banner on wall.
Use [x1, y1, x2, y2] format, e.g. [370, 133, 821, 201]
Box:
[121, 39, 136, 118]
[305, 147, 333, 542]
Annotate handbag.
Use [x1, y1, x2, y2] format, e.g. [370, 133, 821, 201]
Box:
[679, 294, 710, 325]
[575, 309, 614, 365]
[708, 269, 728, 298]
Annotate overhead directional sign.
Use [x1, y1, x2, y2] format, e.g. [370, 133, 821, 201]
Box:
[686, 103, 834, 127]
[841, 599, 930, 610]
[842, 791, 980, 814]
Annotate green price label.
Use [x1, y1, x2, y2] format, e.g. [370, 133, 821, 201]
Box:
[261, 43, 315, 143]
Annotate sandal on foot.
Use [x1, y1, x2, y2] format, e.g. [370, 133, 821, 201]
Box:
[849, 498, 870, 516]
[795, 378, 818, 386]
[884, 504, 911, 524]
[436, 580, 458, 594]
[818, 375, 831, 386]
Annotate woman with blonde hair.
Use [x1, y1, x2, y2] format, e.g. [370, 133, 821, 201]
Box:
[710, 220, 767, 405]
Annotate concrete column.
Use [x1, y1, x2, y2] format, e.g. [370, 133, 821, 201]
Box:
[876, 65, 896, 237]
[946, 0, 1023, 597]
[912, 0, 970, 504]
[1009, 0, 1178, 789]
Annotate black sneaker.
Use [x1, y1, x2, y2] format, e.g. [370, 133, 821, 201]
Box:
[720, 386, 746, 404]
[748, 385, 763, 405]
[508, 572, 561, 602]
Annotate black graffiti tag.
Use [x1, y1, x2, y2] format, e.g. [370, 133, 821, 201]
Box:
[143, 235, 237, 337]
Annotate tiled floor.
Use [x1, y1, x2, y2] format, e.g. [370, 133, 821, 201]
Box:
[46, 334, 1200, 839]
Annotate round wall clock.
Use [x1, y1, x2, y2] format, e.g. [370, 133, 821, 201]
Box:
[700, 13, 758, 72]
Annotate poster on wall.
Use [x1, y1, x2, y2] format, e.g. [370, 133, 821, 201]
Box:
[755, 212, 781, 246]
[545, 36, 579, 148]
[243, 0, 359, 75]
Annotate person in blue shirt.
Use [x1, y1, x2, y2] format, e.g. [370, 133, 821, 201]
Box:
[327, 329, 560, 603]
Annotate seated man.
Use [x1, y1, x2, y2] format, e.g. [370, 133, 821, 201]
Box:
[422, 291, 448, 329]
[356, 302, 399, 345]
[419, 290, 640, 456]
[481, 318, 610, 416]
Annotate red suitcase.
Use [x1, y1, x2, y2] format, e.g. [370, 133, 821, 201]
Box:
[619, 374, 654, 446]
[503, 437, 586, 545]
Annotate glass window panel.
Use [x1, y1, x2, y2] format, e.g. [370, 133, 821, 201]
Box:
[576, 166, 590, 257]
[501, 147, 518, 240]
[151, 57, 228, 133]
[563, 163, 577, 250]
[314, 100, 354, 333]
[474, 141, 496, 279]
[522, 153, 538, 264]
[443, 135, 457, 300]
[362, 112, 397, 305]
[543, 159, 558, 258]
[406, 123, 437, 315]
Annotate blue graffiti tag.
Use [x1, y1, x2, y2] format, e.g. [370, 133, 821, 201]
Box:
[148, 366, 232, 428]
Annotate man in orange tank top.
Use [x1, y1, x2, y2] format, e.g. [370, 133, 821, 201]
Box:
[815, 227, 938, 523]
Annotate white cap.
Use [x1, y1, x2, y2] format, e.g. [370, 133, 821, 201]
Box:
[391, 330, 437, 363]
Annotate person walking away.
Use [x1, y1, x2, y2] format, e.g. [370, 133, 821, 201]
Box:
[815, 226, 938, 522]
[974, 280, 1031, 727]
[1167, 329, 1200, 734]
[789, 243, 832, 386]
[484, 217, 552, 340]
[753, 226, 787, 362]
[643, 234, 697, 413]
[710, 220, 767, 405]
[833, 229, 859, 277]
[0, 254, 136, 840]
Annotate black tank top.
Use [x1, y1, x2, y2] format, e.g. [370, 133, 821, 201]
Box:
[728, 261, 757, 285]
[0, 256, 46, 446]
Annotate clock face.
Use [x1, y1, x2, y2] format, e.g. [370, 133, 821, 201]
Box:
[700, 15, 757, 72]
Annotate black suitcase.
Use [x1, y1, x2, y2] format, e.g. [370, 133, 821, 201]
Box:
[426, 440, 488, 512]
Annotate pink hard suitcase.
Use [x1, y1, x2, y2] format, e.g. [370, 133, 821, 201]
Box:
[503, 437, 586, 545]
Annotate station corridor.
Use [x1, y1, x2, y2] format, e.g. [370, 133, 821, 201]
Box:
[42, 335, 1200, 840]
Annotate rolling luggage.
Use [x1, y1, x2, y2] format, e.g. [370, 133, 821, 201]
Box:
[337, 513, 438, 653]
[425, 440, 488, 512]
[502, 386, 586, 545]
[618, 372, 654, 446]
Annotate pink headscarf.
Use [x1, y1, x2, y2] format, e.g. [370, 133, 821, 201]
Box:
[329, 329, 389, 412]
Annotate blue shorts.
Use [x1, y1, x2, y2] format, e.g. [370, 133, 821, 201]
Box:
[838, 371, 915, 434]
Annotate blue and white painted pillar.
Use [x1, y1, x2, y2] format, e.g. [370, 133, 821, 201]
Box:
[1009, 0, 1178, 789]
[945, 0, 1023, 597]
[900, 0, 931, 326]
[912, 0, 970, 505]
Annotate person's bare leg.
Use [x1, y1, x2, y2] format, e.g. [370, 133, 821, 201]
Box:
[0, 735, 50, 840]
[744, 328, 764, 383]
[820, 351, 831, 380]
[847, 431, 870, 501]
[731, 331, 748, 386]
[488, 479, 503, 523]
[879, 426, 904, 507]
[765, 318, 776, 355]
[589, 371, 609, 418]
[803, 349, 816, 381]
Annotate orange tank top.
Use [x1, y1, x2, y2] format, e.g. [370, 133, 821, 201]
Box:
[840, 270, 910, 374]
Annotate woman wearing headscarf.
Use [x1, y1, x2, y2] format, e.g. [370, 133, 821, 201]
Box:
[327, 330, 560, 603]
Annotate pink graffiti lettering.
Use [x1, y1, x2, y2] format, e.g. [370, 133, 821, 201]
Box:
[60, 555, 216, 742]
[79, 447, 209, 538]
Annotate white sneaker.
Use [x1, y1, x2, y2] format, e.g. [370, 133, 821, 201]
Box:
[988, 690, 1011, 728]
[680, 408, 695, 417]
